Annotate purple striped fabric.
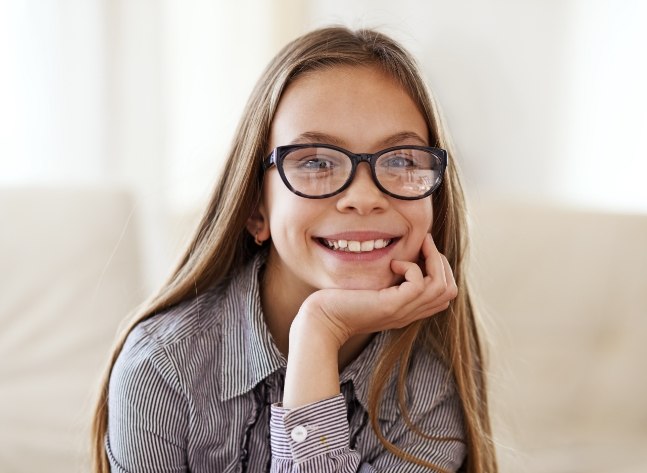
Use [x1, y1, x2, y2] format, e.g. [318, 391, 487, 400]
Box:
[106, 252, 466, 472]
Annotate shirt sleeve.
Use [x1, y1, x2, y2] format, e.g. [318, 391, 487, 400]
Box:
[105, 326, 189, 473]
[269, 383, 466, 472]
[270, 395, 361, 472]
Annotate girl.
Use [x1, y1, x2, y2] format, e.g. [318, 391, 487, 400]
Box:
[92, 26, 497, 472]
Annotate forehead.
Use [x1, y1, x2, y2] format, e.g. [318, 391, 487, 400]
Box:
[269, 65, 429, 151]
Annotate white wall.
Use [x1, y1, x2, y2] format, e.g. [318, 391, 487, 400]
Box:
[560, 0, 647, 212]
[1, 0, 645, 290]
[0, 0, 108, 182]
[305, 0, 647, 213]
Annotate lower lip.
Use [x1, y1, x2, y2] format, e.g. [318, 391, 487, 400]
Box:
[315, 239, 398, 262]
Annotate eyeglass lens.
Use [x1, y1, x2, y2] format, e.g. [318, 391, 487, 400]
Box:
[281, 146, 442, 198]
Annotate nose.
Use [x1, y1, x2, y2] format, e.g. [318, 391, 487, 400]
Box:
[336, 163, 389, 214]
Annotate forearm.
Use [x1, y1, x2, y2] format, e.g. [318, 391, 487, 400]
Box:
[282, 309, 343, 409]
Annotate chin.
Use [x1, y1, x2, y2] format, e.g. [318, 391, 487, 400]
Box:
[328, 272, 402, 291]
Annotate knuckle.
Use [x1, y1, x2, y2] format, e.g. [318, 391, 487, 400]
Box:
[429, 281, 445, 299]
[412, 282, 426, 297]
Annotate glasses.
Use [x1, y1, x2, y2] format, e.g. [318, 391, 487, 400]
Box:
[263, 143, 447, 200]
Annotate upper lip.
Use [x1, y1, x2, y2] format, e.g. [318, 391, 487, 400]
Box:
[315, 231, 399, 241]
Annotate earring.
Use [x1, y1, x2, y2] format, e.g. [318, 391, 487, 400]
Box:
[254, 230, 263, 246]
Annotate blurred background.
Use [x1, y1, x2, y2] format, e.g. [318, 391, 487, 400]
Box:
[1, 1, 646, 472]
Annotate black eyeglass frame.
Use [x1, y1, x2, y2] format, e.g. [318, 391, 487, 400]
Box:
[263, 143, 448, 200]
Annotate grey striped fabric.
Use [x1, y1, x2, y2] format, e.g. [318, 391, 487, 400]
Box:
[106, 253, 466, 472]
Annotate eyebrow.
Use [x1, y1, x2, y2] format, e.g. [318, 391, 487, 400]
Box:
[289, 131, 428, 148]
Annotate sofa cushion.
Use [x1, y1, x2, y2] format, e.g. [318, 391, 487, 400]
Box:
[0, 186, 145, 473]
[468, 198, 647, 472]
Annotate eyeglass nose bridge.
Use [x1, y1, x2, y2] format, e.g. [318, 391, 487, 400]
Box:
[342, 152, 382, 192]
[350, 152, 375, 164]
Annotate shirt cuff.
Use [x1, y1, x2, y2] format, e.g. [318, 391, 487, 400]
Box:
[270, 394, 350, 463]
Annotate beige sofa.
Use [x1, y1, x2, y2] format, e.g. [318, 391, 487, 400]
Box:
[469, 198, 647, 472]
[0, 186, 144, 473]
[1, 187, 645, 472]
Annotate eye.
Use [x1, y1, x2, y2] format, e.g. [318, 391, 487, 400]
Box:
[297, 155, 337, 171]
[381, 154, 417, 169]
[282, 147, 349, 178]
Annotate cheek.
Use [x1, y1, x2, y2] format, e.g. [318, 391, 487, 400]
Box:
[263, 177, 327, 237]
[262, 175, 295, 226]
[427, 200, 435, 231]
[412, 204, 434, 244]
[394, 201, 433, 261]
[261, 174, 283, 214]
[404, 199, 434, 232]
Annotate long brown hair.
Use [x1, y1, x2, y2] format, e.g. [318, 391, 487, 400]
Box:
[92, 26, 497, 473]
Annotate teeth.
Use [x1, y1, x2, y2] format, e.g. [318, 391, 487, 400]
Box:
[348, 241, 361, 252]
[322, 238, 392, 252]
[360, 240, 374, 251]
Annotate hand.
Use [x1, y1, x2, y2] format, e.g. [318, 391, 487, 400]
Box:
[297, 233, 458, 349]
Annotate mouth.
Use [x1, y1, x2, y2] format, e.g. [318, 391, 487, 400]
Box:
[317, 237, 396, 253]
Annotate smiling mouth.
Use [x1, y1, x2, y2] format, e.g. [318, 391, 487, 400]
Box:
[318, 238, 395, 252]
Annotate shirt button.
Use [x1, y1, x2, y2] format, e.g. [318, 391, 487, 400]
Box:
[290, 425, 308, 443]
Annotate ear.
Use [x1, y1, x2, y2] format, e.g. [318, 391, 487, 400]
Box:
[246, 199, 271, 245]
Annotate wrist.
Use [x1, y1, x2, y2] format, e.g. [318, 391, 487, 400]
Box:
[283, 302, 343, 409]
[291, 297, 350, 351]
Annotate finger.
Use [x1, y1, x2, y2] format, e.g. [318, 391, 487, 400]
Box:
[440, 254, 458, 299]
[390, 259, 424, 284]
[416, 291, 455, 318]
[426, 301, 452, 316]
[421, 233, 446, 286]
[408, 255, 456, 315]
[414, 290, 453, 315]
[380, 260, 425, 306]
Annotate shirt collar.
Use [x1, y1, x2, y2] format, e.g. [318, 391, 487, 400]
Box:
[219, 251, 286, 401]
[218, 251, 400, 421]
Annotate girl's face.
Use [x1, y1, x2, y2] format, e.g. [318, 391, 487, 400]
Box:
[256, 65, 433, 295]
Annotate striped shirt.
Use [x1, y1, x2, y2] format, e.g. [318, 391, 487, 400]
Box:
[106, 253, 466, 472]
